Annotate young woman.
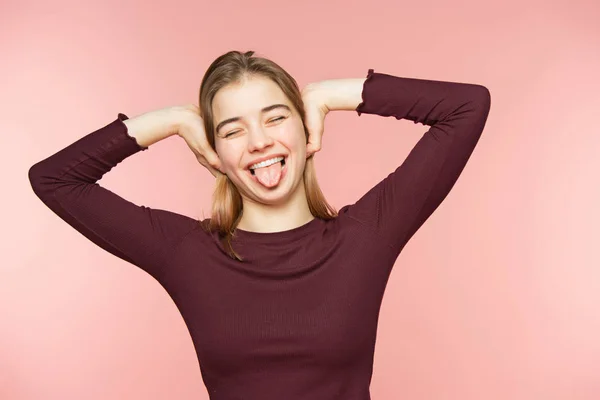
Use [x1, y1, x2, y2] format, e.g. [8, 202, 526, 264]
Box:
[29, 50, 491, 399]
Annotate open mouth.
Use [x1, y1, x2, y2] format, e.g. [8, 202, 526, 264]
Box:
[249, 157, 286, 176]
[247, 157, 287, 188]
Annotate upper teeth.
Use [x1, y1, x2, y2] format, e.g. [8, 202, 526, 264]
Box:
[250, 156, 284, 170]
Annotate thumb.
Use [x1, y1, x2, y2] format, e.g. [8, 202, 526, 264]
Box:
[305, 121, 322, 157]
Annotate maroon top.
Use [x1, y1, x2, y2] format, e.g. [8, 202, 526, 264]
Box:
[29, 69, 491, 400]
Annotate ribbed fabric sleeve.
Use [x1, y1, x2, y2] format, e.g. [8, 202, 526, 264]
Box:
[28, 114, 201, 281]
[349, 69, 491, 256]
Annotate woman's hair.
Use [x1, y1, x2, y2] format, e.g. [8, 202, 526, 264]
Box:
[198, 50, 337, 261]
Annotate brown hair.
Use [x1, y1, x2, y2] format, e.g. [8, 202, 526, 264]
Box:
[198, 50, 337, 260]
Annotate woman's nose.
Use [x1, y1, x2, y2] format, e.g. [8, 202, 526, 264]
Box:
[247, 127, 274, 152]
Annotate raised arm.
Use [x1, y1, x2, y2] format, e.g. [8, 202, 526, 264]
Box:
[332, 69, 491, 255]
[28, 106, 219, 281]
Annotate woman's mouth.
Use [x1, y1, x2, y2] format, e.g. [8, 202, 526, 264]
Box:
[248, 157, 287, 188]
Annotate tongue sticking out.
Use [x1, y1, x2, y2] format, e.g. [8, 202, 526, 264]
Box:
[253, 161, 283, 188]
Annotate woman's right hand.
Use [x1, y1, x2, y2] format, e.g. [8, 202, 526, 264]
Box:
[124, 104, 223, 178]
[175, 104, 223, 178]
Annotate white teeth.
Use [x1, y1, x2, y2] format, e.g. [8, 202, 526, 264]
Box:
[249, 156, 284, 170]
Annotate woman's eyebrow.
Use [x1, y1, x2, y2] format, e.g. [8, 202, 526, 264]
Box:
[216, 104, 291, 133]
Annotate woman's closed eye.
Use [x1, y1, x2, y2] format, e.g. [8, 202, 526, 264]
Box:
[224, 116, 287, 138]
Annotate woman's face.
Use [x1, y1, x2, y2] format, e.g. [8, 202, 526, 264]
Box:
[212, 75, 308, 206]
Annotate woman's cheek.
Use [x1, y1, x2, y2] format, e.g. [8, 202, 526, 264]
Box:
[217, 142, 244, 173]
[281, 124, 307, 151]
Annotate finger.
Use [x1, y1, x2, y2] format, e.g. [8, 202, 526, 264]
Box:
[306, 143, 318, 158]
[197, 156, 221, 178]
[207, 165, 222, 179]
[195, 138, 222, 172]
[206, 151, 223, 173]
[306, 128, 322, 157]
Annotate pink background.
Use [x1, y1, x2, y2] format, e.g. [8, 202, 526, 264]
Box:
[2, 0, 599, 399]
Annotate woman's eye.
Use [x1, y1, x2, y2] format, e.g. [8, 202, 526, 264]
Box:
[224, 117, 285, 138]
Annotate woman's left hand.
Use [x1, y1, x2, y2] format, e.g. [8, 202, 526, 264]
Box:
[301, 83, 330, 158]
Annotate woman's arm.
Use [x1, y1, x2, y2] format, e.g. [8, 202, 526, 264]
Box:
[313, 69, 491, 255]
[306, 78, 366, 111]
[28, 107, 213, 281]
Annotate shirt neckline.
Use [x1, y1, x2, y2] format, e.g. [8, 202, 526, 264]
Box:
[232, 217, 323, 244]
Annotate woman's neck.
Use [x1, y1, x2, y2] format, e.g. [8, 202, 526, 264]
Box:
[236, 185, 314, 233]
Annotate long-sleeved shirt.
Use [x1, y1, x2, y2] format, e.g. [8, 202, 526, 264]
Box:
[28, 69, 491, 400]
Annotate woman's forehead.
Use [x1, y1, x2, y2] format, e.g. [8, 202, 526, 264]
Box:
[212, 77, 289, 118]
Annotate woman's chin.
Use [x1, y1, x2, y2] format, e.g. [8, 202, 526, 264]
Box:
[248, 183, 293, 205]
[246, 175, 302, 206]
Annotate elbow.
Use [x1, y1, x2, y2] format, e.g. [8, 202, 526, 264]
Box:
[462, 85, 491, 125]
[471, 85, 492, 134]
[28, 162, 49, 198]
[473, 85, 491, 112]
